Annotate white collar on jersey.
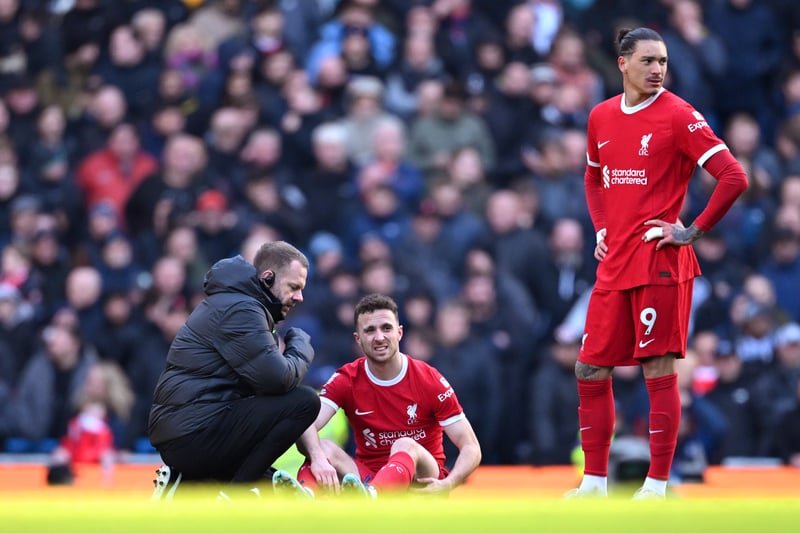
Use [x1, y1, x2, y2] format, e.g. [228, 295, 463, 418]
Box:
[620, 87, 665, 115]
[365, 352, 408, 387]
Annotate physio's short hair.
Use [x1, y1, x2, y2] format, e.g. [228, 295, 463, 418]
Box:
[354, 293, 399, 325]
[616, 27, 664, 56]
[253, 241, 308, 274]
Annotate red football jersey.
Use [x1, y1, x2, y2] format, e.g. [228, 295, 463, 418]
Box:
[319, 353, 464, 474]
[62, 411, 114, 464]
[585, 88, 726, 290]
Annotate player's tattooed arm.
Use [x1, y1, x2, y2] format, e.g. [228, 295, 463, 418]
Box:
[644, 220, 705, 250]
[670, 223, 704, 245]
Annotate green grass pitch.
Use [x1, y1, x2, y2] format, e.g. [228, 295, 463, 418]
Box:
[1, 490, 798, 532]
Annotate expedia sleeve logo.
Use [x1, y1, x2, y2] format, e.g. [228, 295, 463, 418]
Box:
[437, 376, 454, 401]
[688, 111, 708, 132]
[437, 389, 455, 402]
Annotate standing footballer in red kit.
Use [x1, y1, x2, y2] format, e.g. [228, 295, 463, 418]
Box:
[568, 27, 748, 500]
[272, 293, 481, 498]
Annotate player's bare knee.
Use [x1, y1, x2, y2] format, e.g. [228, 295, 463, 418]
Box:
[390, 437, 420, 458]
[574, 361, 612, 380]
[641, 353, 677, 378]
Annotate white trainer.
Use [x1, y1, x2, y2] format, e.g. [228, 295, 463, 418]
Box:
[151, 465, 182, 501]
[563, 487, 607, 499]
[341, 473, 377, 500]
[272, 470, 314, 498]
[632, 487, 666, 500]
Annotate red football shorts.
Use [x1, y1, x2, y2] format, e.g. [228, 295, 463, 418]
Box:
[579, 280, 693, 367]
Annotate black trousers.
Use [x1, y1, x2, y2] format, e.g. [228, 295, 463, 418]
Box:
[157, 386, 319, 483]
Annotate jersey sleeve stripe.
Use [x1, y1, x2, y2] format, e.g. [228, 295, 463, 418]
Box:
[438, 413, 466, 427]
[586, 153, 600, 167]
[320, 396, 340, 412]
[697, 143, 728, 167]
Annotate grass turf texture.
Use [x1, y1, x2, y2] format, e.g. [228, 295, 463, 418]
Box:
[1, 490, 798, 532]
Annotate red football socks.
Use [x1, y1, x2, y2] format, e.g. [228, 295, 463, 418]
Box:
[645, 373, 680, 480]
[371, 451, 415, 490]
[577, 379, 615, 477]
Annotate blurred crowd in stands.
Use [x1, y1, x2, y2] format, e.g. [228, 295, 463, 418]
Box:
[0, 0, 799, 477]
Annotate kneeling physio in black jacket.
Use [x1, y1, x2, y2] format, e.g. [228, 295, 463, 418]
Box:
[148, 240, 318, 498]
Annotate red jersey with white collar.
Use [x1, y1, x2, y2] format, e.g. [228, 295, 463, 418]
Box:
[585, 88, 726, 290]
[319, 353, 464, 474]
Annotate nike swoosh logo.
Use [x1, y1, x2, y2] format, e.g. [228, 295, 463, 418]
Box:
[639, 339, 655, 348]
[597, 140, 610, 149]
[649, 429, 664, 434]
[579, 426, 592, 432]
[354, 409, 374, 416]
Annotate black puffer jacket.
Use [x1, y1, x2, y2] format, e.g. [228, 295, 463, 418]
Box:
[148, 255, 314, 445]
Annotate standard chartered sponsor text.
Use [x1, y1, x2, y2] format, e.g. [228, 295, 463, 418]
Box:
[610, 168, 648, 185]
[377, 428, 427, 446]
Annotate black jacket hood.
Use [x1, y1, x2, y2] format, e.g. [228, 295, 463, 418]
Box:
[203, 255, 285, 322]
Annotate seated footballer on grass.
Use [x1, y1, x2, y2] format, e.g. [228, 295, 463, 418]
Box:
[273, 293, 482, 497]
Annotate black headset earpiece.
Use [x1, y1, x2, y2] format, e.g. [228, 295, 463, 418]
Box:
[263, 272, 275, 288]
